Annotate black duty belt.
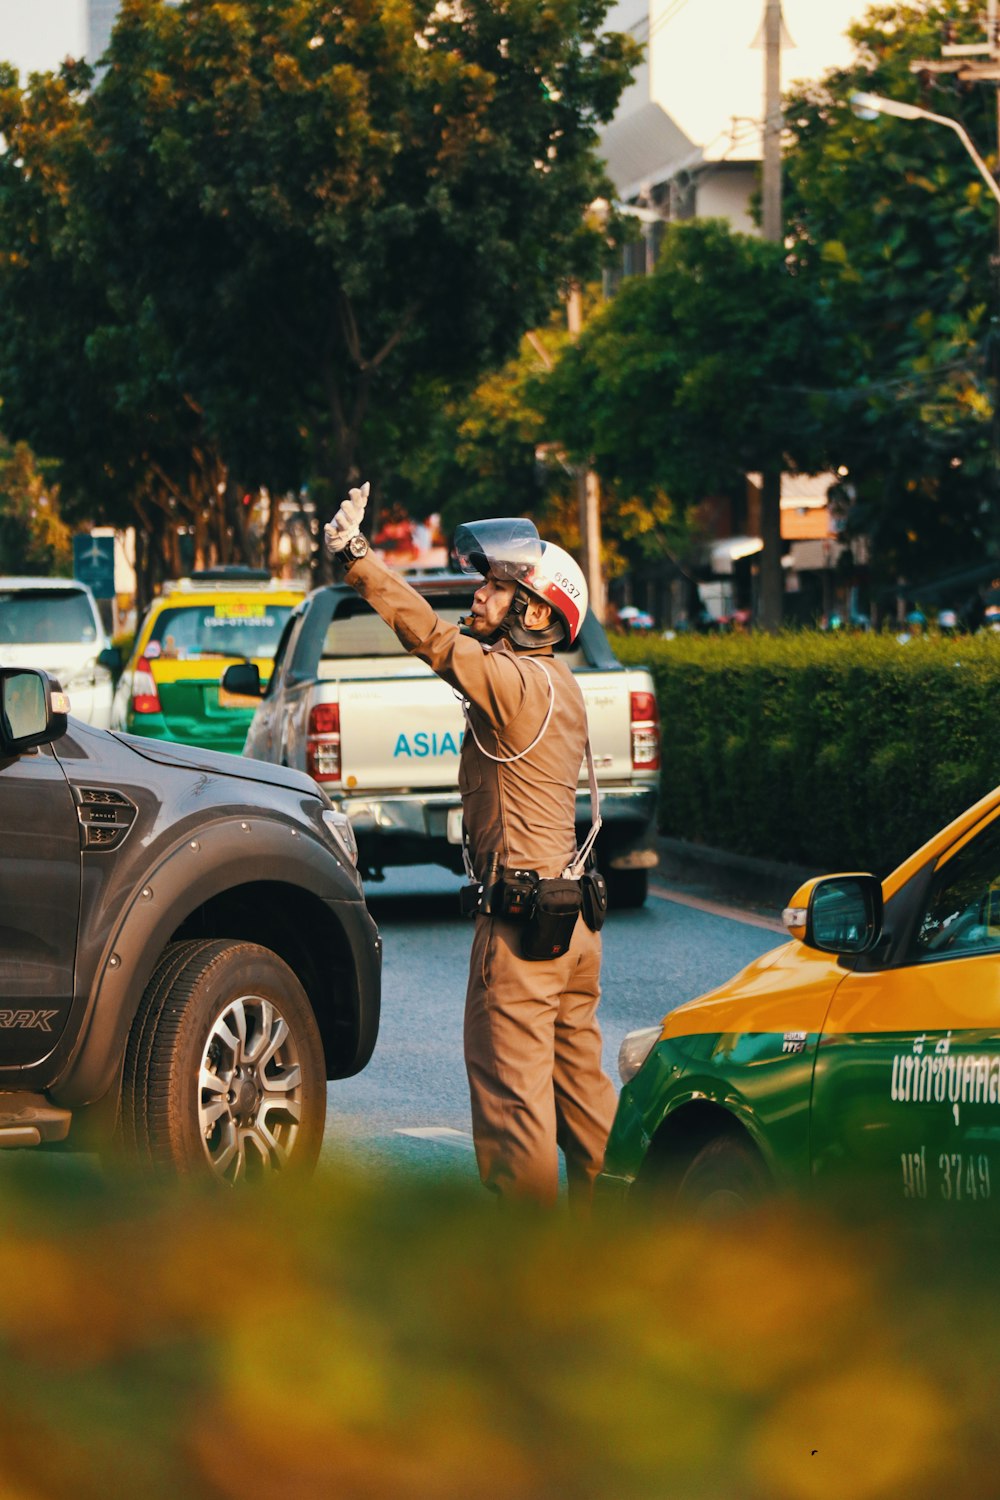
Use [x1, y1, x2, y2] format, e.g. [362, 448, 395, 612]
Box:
[459, 862, 607, 954]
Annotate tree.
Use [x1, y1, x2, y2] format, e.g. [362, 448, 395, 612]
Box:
[0, 1, 638, 584]
[86, 0, 639, 558]
[0, 438, 73, 576]
[0, 58, 250, 604]
[539, 219, 828, 626]
[390, 316, 569, 539]
[389, 301, 689, 593]
[782, 0, 999, 596]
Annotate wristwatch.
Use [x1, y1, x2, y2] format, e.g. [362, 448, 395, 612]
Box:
[338, 533, 369, 569]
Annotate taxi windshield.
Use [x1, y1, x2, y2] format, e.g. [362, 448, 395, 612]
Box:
[146, 602, 293, 661]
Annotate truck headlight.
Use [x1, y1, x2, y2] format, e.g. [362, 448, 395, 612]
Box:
[618, 1025, 662, 1085]
[322, 808, 358, 866]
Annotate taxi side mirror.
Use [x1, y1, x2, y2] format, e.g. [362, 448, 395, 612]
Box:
[221, 663, 263, 698]
[0, 669, 69, 755]
[783, 873, 884, 955]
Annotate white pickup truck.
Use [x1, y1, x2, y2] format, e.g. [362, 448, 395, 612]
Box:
[233, 573, 661, 906]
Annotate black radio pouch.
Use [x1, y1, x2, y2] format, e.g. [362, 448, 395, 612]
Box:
[501, 868, 538, 920]
[521, 878, 582, 962]
[580, 868, 608, 933]
[459, 882, 483, 918]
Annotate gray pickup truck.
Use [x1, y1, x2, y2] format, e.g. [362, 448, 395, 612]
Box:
[234, 573, 661, 907]
[0, 666, 380, 1183]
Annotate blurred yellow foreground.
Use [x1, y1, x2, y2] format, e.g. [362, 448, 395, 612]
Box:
[0, 1161, 991, 1500]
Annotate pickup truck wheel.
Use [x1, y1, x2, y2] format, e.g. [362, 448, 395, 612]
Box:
[120, 939, 326, 1184]
[606, 867, 649, 909]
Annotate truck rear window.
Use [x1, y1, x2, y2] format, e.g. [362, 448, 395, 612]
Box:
[321, 592, 588, 666]
[322, 596, 470, 658]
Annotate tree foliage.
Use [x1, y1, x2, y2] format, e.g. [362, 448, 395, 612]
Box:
[0, 438, 72, 576]
[0, 0, 639, 582]
[533, 217, 826, 624]
[541, 219, 825, 505]
[391, 302, 692, 583]
[0, 56, 250, 598]
[783, 0, 1000, 588]
[391, 318, 570, 539]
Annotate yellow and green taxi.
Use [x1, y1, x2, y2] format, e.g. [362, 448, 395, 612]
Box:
[602, 782, 1000, 1220]
[111, 569, 306, 755]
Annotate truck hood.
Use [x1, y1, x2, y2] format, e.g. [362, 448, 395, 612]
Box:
[0, 643, 106, 679]
[111, 731, 323, 799]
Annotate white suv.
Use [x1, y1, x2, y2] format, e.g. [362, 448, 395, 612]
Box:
[0, 578, 118, 728]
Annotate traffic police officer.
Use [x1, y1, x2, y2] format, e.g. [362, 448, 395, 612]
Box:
[325, 485, 618, 1207]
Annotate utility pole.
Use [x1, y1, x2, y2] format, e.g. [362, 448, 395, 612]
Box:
[909, 2, 1000, 557]
[758, 0, 785, 632]
[567, 284, 605, 621]
[761, 0, 783, 242]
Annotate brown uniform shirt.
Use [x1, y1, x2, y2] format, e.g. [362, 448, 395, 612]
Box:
[346, 552, 587, 881]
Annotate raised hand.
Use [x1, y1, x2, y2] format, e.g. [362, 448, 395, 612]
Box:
[324, 481, 370, 554]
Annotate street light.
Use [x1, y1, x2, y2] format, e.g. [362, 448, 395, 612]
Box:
[850, 91, 1000, 208]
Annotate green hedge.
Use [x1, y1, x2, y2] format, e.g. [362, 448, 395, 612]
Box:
[612, 633, 1000, 875]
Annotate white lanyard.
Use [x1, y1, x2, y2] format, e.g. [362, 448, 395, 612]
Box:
[564, 740, 602, 880]
[457, 655, 554, 764]
[457, 654, 602, 881]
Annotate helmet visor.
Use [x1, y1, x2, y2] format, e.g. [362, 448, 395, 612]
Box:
[452, 518, 542, 583]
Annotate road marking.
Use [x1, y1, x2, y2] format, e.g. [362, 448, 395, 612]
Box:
[650, 884, 785, 934]
[395, 1126, 477, 1153]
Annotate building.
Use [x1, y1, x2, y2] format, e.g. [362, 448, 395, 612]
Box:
[87, 0, 118, 63]
[601, 0, 862, 232]
[0, 0, 125, 75]
[0, 0, 86, 77]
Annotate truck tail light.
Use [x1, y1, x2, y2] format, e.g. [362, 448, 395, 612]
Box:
[131, 658, 162, 716]
[307, 702, 341, 783]
[630, 689, 660, 771]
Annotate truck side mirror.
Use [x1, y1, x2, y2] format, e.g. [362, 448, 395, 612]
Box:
[0, 669, 69, 754]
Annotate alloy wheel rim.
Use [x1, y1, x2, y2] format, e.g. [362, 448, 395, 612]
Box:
[198, 994, 304, 1183]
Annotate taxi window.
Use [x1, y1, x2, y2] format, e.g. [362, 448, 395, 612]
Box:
[913, 821, 1000, 962]
[146, 602, 293, 661]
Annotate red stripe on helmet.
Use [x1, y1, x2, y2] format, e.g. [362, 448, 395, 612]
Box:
[536, 579, 582, 638]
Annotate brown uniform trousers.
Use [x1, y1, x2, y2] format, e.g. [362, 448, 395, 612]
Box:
[346, 551, 618, 1205]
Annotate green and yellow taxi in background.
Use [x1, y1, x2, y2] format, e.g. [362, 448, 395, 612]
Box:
[111, 569, 306, 754]
[603, 782, 1000, 1222]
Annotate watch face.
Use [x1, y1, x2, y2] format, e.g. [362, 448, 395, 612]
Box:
[349, 534, 368, 558]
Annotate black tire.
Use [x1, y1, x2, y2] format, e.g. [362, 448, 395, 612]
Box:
[606, 867, 649, 910]
[674, 1136, 768, 1218]
[119, 939, 326, 1184]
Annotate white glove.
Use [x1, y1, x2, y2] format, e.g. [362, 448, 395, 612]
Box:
[324, 481, 370, 555]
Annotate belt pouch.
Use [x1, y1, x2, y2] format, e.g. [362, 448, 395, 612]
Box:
[521, 879, 582, 962]
[581, 869, 608, 933]
[459, 882, 482, 918]
[501, 868, 537, 920]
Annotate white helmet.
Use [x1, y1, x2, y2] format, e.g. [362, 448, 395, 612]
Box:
[453, 519, 588, 646]
[520, 542, 588, 645]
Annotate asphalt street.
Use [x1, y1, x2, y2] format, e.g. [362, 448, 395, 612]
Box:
[2, 863, 786, 1192]
[322, 864, 784, 1184]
